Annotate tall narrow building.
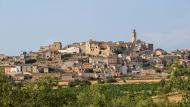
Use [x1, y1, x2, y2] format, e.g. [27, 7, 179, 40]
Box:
[131, 29, 137, 44]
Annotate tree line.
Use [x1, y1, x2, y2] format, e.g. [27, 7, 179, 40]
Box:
[0, 61, 190, 107]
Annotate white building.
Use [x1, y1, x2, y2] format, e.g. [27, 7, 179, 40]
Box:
[59, 47, 80, 54]
[119, 66, 128, 75]
[9, 66, 22, 73]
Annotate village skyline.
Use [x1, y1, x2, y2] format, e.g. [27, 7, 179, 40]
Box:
[0, 30, 189, 56]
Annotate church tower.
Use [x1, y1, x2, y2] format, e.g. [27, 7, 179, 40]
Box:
[131, 29, 137, 44]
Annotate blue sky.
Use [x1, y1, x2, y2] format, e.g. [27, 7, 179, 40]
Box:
[0, 0, 190, 55]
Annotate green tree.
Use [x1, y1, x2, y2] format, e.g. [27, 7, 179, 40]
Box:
[77, 85, 107, 107]
[0, 69, 13, 106]
[161, 61, 190, 106]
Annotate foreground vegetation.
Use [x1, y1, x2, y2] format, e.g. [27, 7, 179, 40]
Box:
[0, 61, 190, 107]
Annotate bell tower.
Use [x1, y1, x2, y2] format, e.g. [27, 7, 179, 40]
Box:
[131, 29, 137, 44]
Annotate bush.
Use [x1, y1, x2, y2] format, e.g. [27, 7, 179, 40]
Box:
[68, 79, 91, 87]
[159, 79, 166, 88]
[79, 80, 91, 86]
[68, 80, 79, 87]
[97, 79, 105, 84]
[123, 79, 126, 83]
[106, 77, 117, 83]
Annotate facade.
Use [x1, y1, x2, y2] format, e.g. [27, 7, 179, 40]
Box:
[0, 54, 8, 60]
[59, 47, 80, 54]
[39, 42, 62, 52]
[161, 55, 180, 63]
[146, 44, 154, 51]
[154, 48, 167, 56]
[21, 65, 38, 73]
[131, 29, 137, 44]
[60, 72, 74, 82]
[39, 46, 49, 52]
[39, 50, 61, 61]
[78, 72, 98, 78]
[0, 65, 21, 74]
[49, 42, 62, 51]
[108, 54, 123, 66]
[84, 40, 110, 57]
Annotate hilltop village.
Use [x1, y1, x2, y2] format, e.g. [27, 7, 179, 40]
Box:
[0, 30, 190, 84]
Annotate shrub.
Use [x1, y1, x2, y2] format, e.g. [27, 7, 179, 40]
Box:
[106, 77, 117, 83]
[79, 80, 91, 86]
[97, 79, 105, 84]
[68, 80, 79, 87]
[68, 79, 91, 87]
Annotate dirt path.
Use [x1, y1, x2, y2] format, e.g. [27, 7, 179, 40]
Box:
[115, 79, 164, 84]
[59, 79, 167, 86]
[152, 93, 182, 103]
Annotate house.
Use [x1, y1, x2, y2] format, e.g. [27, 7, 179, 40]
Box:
[79, 72, 98, 78]
[108, 54, 123, 66]
[148, 57, 164, 68]
[98, 43, 110, 57]
[154, 48, 167, 56]
[89, 57, 108, 65]
[21, 65, 39, 73]
[39, 45, 50, 52]
[60, 72, 75, 82]
[32, 73, 59, 80]
[0, 65, 21, 74]
[38, 66, 50, 73]
[149, 57, 163, 65]
[160, 55, 180, 63]
[13, 56, 24, 63]
[129, 39, 154, 52]
[39, 50, 61, 61]
[85, 40, 100, 56]
[179, 59, 190, 65]
[79, 68, 98, 78]
[18, 54, 25, 63]
[146, 43, 154, 51]
[119, 66, 129, 75]
[39, 42, 62, 52]
[49, 42, 62, 51]
[131, 70, 141, 74]
[72, 66, 82, 73]
[58, 47, 80, 54]
[84, 40, 110, 57]
[9, 73, 25, 81]
[27, 51, 39, 57]
[40, 50, 52, 59]
[82, 63, 93, 69]
[0, 54, 8, 60]
[109, 42, 128, 54]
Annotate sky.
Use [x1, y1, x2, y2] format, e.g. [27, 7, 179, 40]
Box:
[0, 0, 190, 55]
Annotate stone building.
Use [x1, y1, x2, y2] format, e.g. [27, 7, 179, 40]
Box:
[84, 40, 110, 57]
[131, 29, 137, 44]
[49, 42, 62, 51]
[154, 48, 167, 56]
[39, 42, 62, 52]
[21, 65, 38, 73]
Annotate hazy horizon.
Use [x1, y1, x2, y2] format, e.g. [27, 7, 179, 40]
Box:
[0, 0, 190, 56]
